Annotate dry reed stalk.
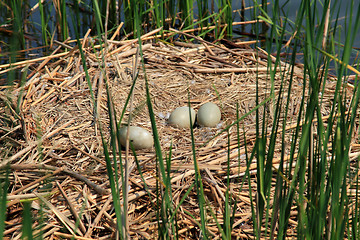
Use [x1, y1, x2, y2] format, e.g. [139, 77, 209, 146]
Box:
[322, 0, 331, 50]
[2, 28, 356, 239]
[233, 2, 270, 13]
[6, 192, 52, 201]
[117, 43, 152, 58]
[0, 51, 71, 69]
[170, 27, 262, 60]
[110, 23, 124, 41]
[84, 195, 112, 237]
[108, 27, 163, 56]
[36, 193, 84, 236]
[9, 168, 62, 196]
[27, 39, 70, 79]
[117, 21, 263, 44]
[71, 144, 106, 165]
[0, 119, 75, 169]
[207, 54, 242, 67]
[56, 181, 87, 234]
[63, 168, 110, 195]
[54, 232, 99, 240]
[193, 66, 285, 73]
[0, 64, 26, 75]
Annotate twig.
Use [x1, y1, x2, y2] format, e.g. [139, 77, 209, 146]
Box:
[118, 43, 152, 58]
[54, 232, 98, 240]
[6, 192, 52, 201]
[123, 47, 140, 238]
[63, 168, 110, 195]
[84, 195, 112, 237]
[36, 193, 83, 236]
[108, 27, 162, 57]
[7, 163, 109, 195]
[56, 181, 87, 234]
[27, 43, 64, 79]
[9, 168, 62, 196]
[207, 54, 242, 68]
[71, 144, 106, 166]
[0, 51, 71, 69]
[193, 67, 285, 73]
[0, 119, 75, 169]
[205, 168, 226, 202]
[170, 28, 248, 58]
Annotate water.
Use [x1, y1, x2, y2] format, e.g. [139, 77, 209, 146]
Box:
[0, 0, 359, 82]
[233, 0, 360, 77]
[233, 0, 360, 47]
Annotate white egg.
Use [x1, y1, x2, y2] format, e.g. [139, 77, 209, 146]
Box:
[119, 126, 153, 150]
[197, 102, 221, 127]
[168, 106, 196, 128]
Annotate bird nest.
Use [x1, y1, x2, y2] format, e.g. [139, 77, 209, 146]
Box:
[0, 28, 357, 239]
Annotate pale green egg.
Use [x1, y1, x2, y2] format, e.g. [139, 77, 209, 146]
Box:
[119, 126, 153, 150]
[168, 106, 196, 128]
[197, 102, 221, 127]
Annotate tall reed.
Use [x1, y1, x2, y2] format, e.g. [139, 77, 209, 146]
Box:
[38, 0, 50, 46]
[54, 0, 68, 41]
[3, 0, 360, 239]
[0, 0, 235, 48]
[0, 168, 9, 240]
[251, 0, 360, 238]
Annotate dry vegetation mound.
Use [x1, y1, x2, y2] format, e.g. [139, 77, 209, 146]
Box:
[0, 29, 355, 239]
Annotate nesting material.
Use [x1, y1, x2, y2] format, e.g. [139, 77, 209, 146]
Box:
[0, 26, 357, 240]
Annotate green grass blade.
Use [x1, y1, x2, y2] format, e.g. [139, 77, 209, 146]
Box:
[187, 97, 208, 239]
[0, 167, 10, 240]
[21, 201, 34, 240]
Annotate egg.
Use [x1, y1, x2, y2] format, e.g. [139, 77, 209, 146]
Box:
[119, 126, 153, 150]
[197, 102, 221, 127]
[168, 106, 196, 128]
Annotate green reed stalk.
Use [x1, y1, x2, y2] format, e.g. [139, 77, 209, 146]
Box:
[93, 2, 129, 237]
[38, 0, 49, 46]
[143, 45, 174, 238]
[124, 0, 142, 35]
[92, 0, 104, 36]
[188, 98, 208, 239]
[217, 0, 232, 38]
[327, 2, 360, 238]
[11, 0, 25, 50]
[251, 0, 360, 238]
[196, 0, 208, 30]
[166, 0, 176, 27]
[258, 1, 289, 237]
[70, 1, 127, 238]
[198, 7, 228, 39]
[99, 0, 117, 32]
[123, 0, 132, 34]
[179, 0, 194, 29]
[273, 23, 302, 240]
[21, 201, 34, 240]
[225, 0, 232, 37]
[133, 7, 180, 237]
[6, 0, 25, 85]
[223, 131, 232, 239]
[351, 154, 360, 239]
[0, 168, 10, 240]
[54, 0, 68, 41]
[153, 0, 165, 32]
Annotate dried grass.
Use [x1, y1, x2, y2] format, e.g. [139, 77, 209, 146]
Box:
[0, 28, 357, 239]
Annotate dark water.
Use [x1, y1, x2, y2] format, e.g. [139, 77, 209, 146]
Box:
[231, 0, 360, 77]
[232, 1, 360, 50]
[0, 0, 359, 82]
